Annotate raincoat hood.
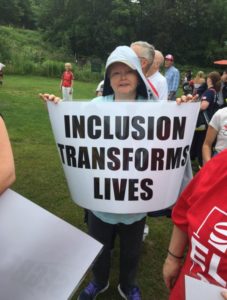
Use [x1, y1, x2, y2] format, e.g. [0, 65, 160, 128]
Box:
[103, 46, 156, 100]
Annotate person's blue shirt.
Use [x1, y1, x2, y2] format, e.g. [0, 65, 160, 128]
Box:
[165, 66, 180, 93]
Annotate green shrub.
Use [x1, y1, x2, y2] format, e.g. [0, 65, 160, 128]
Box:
[40, 60, 63, 77]
[0, 26, 106, 82]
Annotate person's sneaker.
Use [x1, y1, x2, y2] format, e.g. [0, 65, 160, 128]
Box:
[118, 284, 141, 300]
[77, 281, 109, 300]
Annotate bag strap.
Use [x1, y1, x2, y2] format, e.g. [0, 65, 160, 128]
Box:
[209, 87, 218, 104]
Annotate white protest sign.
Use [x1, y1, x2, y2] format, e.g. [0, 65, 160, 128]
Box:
[48, 101, 200, 213]
[0, 189, 102, 300]
[185, 275, 227, 300]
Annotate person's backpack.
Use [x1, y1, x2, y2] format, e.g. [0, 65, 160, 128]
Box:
[196, 88, 220, 129]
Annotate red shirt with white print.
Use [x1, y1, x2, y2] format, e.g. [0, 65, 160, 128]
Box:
[62, 71, 74, 87]
[170, 149, 227, 300]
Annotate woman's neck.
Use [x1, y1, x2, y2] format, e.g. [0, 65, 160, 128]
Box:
[114, 92, 137, 101]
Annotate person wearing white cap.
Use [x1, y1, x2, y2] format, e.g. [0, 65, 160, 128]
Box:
[77, 45, 157, 300]
[164, 54, 180, 101]
[40, 46, 157, 299]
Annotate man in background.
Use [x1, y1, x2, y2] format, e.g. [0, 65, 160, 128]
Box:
[164, 54, 180, 100]
[130, 41, 158, 99]
[146, 50, 168, 100]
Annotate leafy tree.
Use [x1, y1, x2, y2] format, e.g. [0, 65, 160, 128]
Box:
[1, 0, 227, 65]
[0, 0, 35, 28]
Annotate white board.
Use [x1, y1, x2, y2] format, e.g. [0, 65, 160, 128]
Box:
[48, 101, 200, 213]
[185, 275, 227, 300]
[0, 189, 103, 300]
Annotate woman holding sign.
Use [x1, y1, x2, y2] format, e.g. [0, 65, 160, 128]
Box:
[163, 149, 227, 300]
[40, 46, 156, 300]
[78, 46, 156, 300]
[0, 115, 15, 194]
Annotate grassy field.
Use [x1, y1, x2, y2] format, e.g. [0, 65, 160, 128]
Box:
[0, 75, 173, 300]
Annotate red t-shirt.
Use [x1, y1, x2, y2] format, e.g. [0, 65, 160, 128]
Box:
[61, 71, 74, 87]
[170, 149, 227, 300]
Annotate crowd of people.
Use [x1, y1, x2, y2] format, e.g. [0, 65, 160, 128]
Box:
[181, 69, 227, 170]
[1, 40, 227, 300]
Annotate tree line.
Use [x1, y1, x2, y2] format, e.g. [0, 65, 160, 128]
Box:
[0, 0, 226, 66]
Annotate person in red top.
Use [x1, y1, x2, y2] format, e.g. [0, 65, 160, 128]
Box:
[163, 149, 227, 300]
[60, 62, 74, 101]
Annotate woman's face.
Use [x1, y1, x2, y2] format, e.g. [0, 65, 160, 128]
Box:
[65, 64, 71, 71]
[109, 63, 139, 97]
[207, 77, 212, 86]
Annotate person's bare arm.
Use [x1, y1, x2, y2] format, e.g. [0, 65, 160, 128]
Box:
[0, 117, 15, 194]
[202, 125, 218, 165]
[163, 225, 188, 289]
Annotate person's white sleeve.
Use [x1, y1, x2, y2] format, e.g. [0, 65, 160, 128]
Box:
[209, 110, 221, 131]
[159, 79, 168, 101]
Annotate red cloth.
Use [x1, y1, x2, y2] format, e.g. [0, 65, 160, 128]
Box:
[170, 149, 227, 300]
[61, 71, 74, 87]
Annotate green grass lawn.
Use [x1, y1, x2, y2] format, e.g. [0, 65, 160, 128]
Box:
[0, 75, 172, 300]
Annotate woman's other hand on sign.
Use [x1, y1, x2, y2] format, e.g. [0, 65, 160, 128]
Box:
[39, 93, 61, 104]
[221, 291, 227, 300]
[176, 93, 199, 105]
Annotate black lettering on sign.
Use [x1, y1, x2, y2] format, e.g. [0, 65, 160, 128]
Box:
[107, 147, 121, 171]
[112, 178, 127, 201]
[65, 145, 76, 167]
[94, 177, 103, 199]
[72, 116, 85, 138]
[128, 179, 139, 201]
[141, 178, 153, 200]
[135, 148, 149, 171]
[64, 115, 71, 138]
[166, 147, 182, 170]
[57, 143, 65, 164]
[78, 147, 90, 169]
[92, 147, 105, 170]
[131, 116, 145, 140]
[151, 148, 164, 170]
[115, 116, 129, 140]
[105, 178, 111, 200]
[147, 116, 155, 140]
[172, 117, 186, 140]
[156, 117, 171, 140]
[181, 145, 190, 166]
[88, 116, 101, 139]
[104, 116, 114, 139]
[122, 148, 134, 170]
